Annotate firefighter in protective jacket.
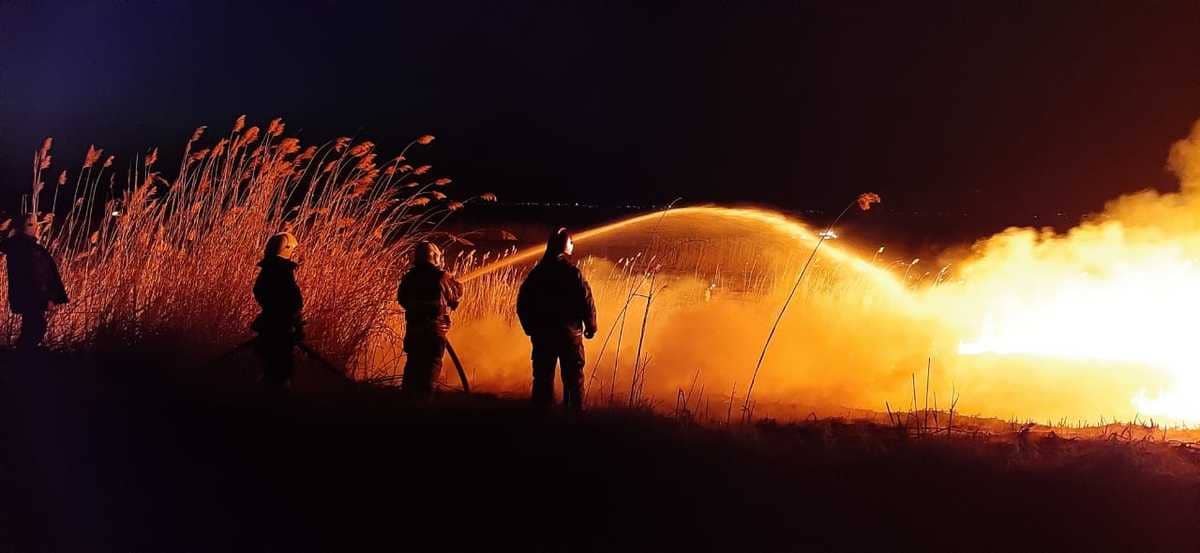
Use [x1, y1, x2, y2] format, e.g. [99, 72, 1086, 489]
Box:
[397, 241, 463, 399]
[252, 232, 303, 389]
[0, 215, 68, 351]
[517, 228, 597, 413]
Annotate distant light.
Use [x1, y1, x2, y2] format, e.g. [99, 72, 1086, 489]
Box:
[111, 210, 121, 216]
[818, 230, 838, 240]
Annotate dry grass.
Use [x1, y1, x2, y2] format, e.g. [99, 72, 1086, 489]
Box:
[4, 117, 494, 377]
[445, 212, 892, 410]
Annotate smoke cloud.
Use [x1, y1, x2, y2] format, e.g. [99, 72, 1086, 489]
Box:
[443, 119, 1200, 424]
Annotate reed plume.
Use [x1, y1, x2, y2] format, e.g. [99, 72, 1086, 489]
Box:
[5, 118, 471, 381]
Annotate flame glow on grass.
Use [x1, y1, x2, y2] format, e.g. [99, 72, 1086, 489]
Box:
[452, 205, 1191, 423]
[920, 118, 1200, 423]
[942, 220, 1200, 421]
[15, 115, 1200, 424]
[5, 117, 494, 379]
[454, 119, 1200, 424]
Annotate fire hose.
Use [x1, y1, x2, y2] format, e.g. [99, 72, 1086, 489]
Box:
[444, 340, 470, 393]
[209, 336, 470, 393]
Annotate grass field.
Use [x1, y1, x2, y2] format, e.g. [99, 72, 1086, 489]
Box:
[6, 120, 494, 379]
[8, 121, 1200, 551]
[12, 120, 1187, 427]
[4, 350, 1199, 552]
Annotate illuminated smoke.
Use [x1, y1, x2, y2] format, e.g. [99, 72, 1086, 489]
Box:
[933, 118, 1200, 422]
[454, 117, 1200, 424]
[451, 207, 939, 419]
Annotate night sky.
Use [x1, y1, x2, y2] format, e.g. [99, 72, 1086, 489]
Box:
[5, 1, 1200, 241]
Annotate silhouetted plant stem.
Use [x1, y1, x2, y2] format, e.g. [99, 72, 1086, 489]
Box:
[585, 197, 680, 403]
[742, 199, 857, 419]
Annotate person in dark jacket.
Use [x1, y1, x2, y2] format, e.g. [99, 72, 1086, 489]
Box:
[0, 214, 69, 351]
[252, 232, 303, 389]
[517, 228, 597, 413]
[397, 241, 463, 400]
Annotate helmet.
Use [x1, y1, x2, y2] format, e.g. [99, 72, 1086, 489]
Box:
[264, 232, 299, 260]
[544, 227, 574, 259]
[413, 241, 444, 268]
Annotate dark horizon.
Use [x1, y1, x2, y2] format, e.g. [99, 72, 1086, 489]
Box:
[5, 1, 1200, 242]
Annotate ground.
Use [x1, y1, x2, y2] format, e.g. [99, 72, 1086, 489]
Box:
[1, 351, 1199, 552]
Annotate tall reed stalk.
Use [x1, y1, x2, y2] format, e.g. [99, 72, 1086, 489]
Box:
[742, 193, 880, 419]
[7, 117, 494, 378]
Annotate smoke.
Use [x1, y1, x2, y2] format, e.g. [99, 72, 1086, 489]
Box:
[446, 120, 1200, 424]
[925, 118, 1200, 422]
[448, 208, 943, 419]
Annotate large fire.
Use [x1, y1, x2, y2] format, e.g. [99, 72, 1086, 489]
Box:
[15, 116, 1200, 424]
[949, 233, 1200, 420]
[929, 119, 1200, 422]
[454, 120, 1200, 424]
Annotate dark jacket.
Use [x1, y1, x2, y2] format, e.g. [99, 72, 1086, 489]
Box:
[517, 254, 597, 337]
[397, 263, 463, 335]
[0, 234, 68, 314]
[253, 256, 303, 333]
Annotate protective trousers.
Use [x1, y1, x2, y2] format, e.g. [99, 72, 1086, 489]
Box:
[254, 331, 295, 389]
[530, 332, 585, 413]
[17, 310, 47, 351]
[402, 327, 446, 400]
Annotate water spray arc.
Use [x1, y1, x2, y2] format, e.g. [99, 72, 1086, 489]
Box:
[741, 193, 881, 418]
[454, 202, 931, 416]
[453, 194, 1193, 423]
[30, 116, 1200, 425]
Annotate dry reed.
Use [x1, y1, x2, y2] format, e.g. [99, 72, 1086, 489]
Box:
[4, 117, 495, 379]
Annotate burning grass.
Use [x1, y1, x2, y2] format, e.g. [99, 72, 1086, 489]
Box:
[16, 116, 1200, 428]
[445, 208, 933, 415]
[448, 202, 1200, 426]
